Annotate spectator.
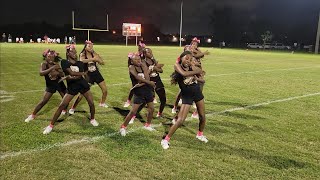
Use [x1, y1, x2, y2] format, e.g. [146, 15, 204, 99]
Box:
[8, 34, 12, 43]
[37, 38, 41, 43]
[2, 33, 6, 42]
[16, 37, 19, 43]
[56, 38, 60, 44]
[64, 36, 67, 44]
[19, 37, 24, 43]
[68, 36, 72, 44]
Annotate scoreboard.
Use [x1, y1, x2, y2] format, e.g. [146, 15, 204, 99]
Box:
[122, 23, 141, 37]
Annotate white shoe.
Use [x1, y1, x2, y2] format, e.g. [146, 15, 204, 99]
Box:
[128, 116, 135, 124]
[25, 114, 35, 122]
[161, 139, 170, 149]
[171, 107, 177, 114]
[178, 99, 182, 105]
[99, 103, 108, 108]
[156, 112, 162, 118]
[172, 118, 177, 125]
[123, 101, 131, 108]
[192, 102, 197, 109]
[191, 112, 199, 119]
[120, 128, 127, 136]
[90, 119, 99, 126]
[61, 110, 67, 115]
[43, 125, 53, 134]
[153, 98, 158, 104]
[144, 125, 155, 131]
[68, 108, 75, 115]
[196, 135, 208, 143]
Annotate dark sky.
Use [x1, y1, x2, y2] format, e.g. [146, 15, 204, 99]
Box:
[1, 0, 320, 35]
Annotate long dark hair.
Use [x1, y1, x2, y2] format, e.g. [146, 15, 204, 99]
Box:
[170, 51, 192, 85]
[80, 41, 94, 59]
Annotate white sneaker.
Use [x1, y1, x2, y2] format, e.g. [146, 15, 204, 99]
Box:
[191, 112, 199, 119]
[68, 108, 75, 115]
[153, 98, 158, 104]
[43, 125, 53, 134]
[144, 125, 155, 131]
[25, 114, 35, 122]
[161, 139, 170, 149]
[178, 99, 182, 105]
[171, 107, 177, 114]
[123, 101, 131, 108]
[128, 115, 135, 124]
[120, 128, 127, 136]
[172, 118, 177, 125]
[192, 102, 197, 109]
[156, 112, 162, 118]
[90, 119, 99, 126]
[61, 110, 67, 115]
[196, 135, 208, 143]
[99, 103, 108, 108]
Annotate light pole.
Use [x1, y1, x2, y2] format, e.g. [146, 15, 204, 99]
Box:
[315, 11, 320, 54]
[179, 1, 183, 47]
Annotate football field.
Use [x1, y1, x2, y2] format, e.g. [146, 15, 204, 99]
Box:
[1, 43, 319, 179]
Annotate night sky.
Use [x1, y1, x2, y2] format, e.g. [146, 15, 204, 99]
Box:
[1, 0, 320, 35]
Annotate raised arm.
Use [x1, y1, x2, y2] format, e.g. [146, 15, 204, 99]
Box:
[39, 62, 57, 76]
[174, 63, 202, 77]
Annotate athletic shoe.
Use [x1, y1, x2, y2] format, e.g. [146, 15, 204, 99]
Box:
[68, 108, 75, 115]
[90, 119, 99, 126]
[61, 110, 67, 115]
[156, 112, 162, 118]
[129, 115, 135, 124]
[161, 139, 170, 149]
[144, 125, 155, 131]
[43, 125, 53, 134]
[191, 111, 199, 119]
[99, 103, 108, 108]
[192, 102, 197, 109]
[153, 98, 158, 104]
[196, 135, 208, 143]
[172, 118, 177, 125]
[178, 99, 182, 105]
[120, 128, 127, 136]
[24, 114, 35, 122]
[123, 100, 131, 108]
[171, 107, 177, 114]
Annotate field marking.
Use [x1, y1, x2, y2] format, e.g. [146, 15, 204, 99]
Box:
[0, 90, 15, 103]
[1, 91, 319, 160]
[208, 66, 320, 77]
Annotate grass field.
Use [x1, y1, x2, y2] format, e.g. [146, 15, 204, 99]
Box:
[0, 43, 319, 179]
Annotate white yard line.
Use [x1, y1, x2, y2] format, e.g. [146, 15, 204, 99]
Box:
[208, 66, 320, 77]
[1, 92, 319, 160]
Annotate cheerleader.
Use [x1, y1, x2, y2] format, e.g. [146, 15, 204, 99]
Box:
[24, 49, 67, 122]
[161, 51, 208, 149]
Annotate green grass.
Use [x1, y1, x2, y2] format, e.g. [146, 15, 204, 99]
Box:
[0, 43, 320, 179]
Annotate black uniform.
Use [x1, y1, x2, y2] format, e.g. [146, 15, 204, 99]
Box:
[129, 66, 153, 104]
[144, 58, 164, 91]
[44, 63, 67, 93]
[82, 52, 104, 85]
[176, 66, 204, 105]
[61, 59, 90, 95]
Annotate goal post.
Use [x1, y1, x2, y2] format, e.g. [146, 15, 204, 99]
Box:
[72, 11, 109, 41]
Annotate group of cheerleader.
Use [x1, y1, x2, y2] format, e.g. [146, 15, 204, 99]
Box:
[24, 38, 210, 149]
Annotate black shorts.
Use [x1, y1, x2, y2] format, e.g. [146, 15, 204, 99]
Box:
[67, 79, 90, 96]
[46, 82, 67, 94]
[181, 84, 204, 105]
[133, 86, 154, 104]
[88, 72, 104, 85]
[150, 76, 164, 91]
